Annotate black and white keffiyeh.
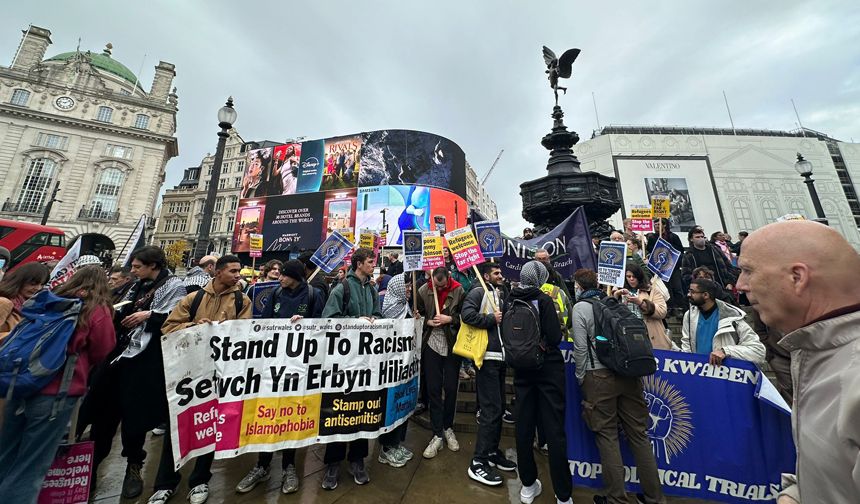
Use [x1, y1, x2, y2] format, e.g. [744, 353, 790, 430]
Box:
[519, 260, 548, 289]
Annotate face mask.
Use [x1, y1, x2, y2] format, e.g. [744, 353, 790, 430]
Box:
[693, 238, 706, 248]
[574, 285, 583, 299]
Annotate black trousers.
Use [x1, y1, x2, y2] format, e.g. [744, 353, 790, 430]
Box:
[323, 440, 368, 464]
[422, 346, 461, 437]
[89, 398, 148, 469]
[379, 421, 408, 449]
[257, 449, 296, 470]
[473, 360, 506, 463]
[514, 358, 572, 502]
[154, 430, 214, 491]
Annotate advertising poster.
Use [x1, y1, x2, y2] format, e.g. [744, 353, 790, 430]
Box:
[597, 241, 627, 288]
[296, 139, 325, 193]
[263, 193, 324, 252]
[615, 158, 723, 233]
[562, 343, 795, 503]
[271, 143, 302, 196]
[474, 220, 503, 259]
[356, 185, 461, 247]
[421, 231, 444, 270]
[444, 226, 485, 271]
[321, 189, 357, 238]
[163, 319, 422, 469]
[232, 202, 267, 253]
[359, 130, 467, 197]
[402, 230, 423, 272]
[240, 147, 274, 199]
[321, 135, 362, 192]
[630, 205, 654, 232]
[429, 188, 466, 233]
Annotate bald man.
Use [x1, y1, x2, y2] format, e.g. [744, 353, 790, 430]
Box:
[736, 220, 860, 504]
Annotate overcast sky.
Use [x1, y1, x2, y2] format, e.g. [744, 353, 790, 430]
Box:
[4, 0, 859, 231]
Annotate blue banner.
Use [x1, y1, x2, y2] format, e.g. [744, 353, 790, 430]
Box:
[561, 344, 795, 503]
[500, 208, 595, 280]
[474, 220, 503, 259]
[647, 237, 681, 282]
[310, 230, 353, 273]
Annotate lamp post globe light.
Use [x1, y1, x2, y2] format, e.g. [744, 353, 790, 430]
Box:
[794, 152, 828, 225]
[193, 97, 237, 259]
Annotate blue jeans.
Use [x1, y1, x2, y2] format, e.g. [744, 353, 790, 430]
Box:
[0, 394, 78, 503]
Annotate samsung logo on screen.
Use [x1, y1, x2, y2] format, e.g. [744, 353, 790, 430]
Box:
[645, 162, 681, 171]
[301, 157, 320, 170]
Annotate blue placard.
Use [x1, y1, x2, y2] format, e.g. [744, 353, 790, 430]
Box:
[310, 230, 353, 274]
[474, 220, 503, 259]
[597, 241, 627, 287]
[402, 229, 423, 272]
[250, 281, 279, 318]
[647, 237, 682, 282]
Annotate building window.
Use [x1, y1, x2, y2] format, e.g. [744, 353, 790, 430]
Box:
[206, 165, 213, 176]
[10, 89, 30, 106]
[105, 144, 133, 159]
[214, 197, 224, 213]
[760, 199, 780, 223]
[218, 177, 227, 190]
[732, 199, 754, 230]
[195, 219, 202, 234]
[16, 158, 57, 213]
[233, 177, 241, 188]
[211, 217, 221, 233]
[134, 114, 150, 130]
[96, 106, 113, 123]
[223, 162, 231, 172]
[788, 200, 807, 216]
[91, 168, 123, 217]
[35, 133, 69, 150]
[237, 160, 244, 172]
[204, 180, 211, 191]
[229, 196, 238, 212]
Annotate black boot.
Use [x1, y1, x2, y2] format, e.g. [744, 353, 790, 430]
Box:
[121, 462, 144, 499]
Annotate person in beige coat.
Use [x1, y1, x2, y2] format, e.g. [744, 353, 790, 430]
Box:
[613, 263, 672, 350]
[736, 220, 860, 504]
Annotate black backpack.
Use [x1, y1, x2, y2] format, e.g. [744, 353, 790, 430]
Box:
[583, 297, 656, 377]
[501, 298, 545, 370]
[267, 285, 317, 317]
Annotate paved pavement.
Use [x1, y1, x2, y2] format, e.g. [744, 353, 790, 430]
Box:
[92, 421, 715, 504]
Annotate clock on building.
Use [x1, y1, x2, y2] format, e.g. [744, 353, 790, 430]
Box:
[54, 96, 75, 110]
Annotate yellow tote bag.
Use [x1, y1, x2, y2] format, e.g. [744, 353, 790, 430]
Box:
[453, 321, 489, 369]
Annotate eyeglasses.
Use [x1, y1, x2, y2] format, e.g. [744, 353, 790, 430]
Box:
[688, 289, 704, 294]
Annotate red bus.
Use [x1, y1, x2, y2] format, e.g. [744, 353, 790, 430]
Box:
[0, 219, 66, 270]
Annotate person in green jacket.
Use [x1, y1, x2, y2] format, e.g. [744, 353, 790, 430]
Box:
[319, 248, 382, 491]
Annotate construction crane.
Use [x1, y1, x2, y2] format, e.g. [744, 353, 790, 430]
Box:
[480, 149, 504, 185]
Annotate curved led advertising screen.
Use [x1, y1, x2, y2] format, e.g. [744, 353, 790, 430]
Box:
[232, 129, 467, 253]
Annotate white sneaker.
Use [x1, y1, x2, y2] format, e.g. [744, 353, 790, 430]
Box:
[443, 428, 459, 451]
[423, 436, 444, 458]
[520, 479, 542, 504]
[557, 498, 573, 504]
[187, 484, 209, 504]
[147, 489, 174, 504]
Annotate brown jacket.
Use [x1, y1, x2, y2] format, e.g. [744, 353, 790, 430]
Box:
[778, 307, 860, 503]
[416, 278, 465, 351]
[612, 286, 672, 350]
[0, 297, 22, 341]
[162, 281, 252, 334]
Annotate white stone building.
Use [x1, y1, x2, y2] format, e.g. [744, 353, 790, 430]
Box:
[575, 126, 860, 248]
[466, 161, 499, 220]
[0, 25, 178, 246]
[151, 130, 258, 257]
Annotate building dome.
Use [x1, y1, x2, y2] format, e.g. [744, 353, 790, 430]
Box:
[43, 47, 138, 85]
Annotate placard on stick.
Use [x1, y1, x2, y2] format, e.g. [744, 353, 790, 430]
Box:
[421, 231, 445, 271]
[474, 220, 504, 259]
[597, 241, 627, 288]
[629, 206, 654, 233]
[310, 230, 353, 274]
[444, 225, 485, 271]
[651, 196, 671, 219]
[249, 234, 263, 258]
[402, 230, 423, 272]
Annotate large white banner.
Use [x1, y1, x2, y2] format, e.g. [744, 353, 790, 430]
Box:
[162, 318, 421, 469]
[615, 157, 724, 234]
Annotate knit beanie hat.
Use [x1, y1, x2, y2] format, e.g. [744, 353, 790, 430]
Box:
[519, 260, 548, 289]
[282, 259, 306, 283]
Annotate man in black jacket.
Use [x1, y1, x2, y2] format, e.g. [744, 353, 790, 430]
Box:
[646, 218, 687, 313]
[509, 261, 572, 504]
[463, 262, 516, 486]
[681, 228, 737, 293]
[298, 251, 330, 303]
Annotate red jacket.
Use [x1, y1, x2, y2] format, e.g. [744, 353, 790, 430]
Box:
[42, 304, 116, 397]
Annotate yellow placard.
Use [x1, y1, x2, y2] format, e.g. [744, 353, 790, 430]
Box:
[249, 234, 263, 252]
[630, 206, 653, 220]
[422, 231, 444, 269]
[651, 197, 671, 218]
[359, 229, 375, 250]
[444, 226, 479, 255]
[240, 394, 321, 445]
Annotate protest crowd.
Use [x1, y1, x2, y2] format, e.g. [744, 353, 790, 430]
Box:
[0, 213, 857, 504]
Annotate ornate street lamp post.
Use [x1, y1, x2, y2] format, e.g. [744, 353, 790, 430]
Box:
[193, 97, 237, 259]
[794, 153, 828, 225]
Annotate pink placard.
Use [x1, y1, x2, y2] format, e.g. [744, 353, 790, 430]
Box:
[38, 442, 94, 504]
[630, 219, 653, 232]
